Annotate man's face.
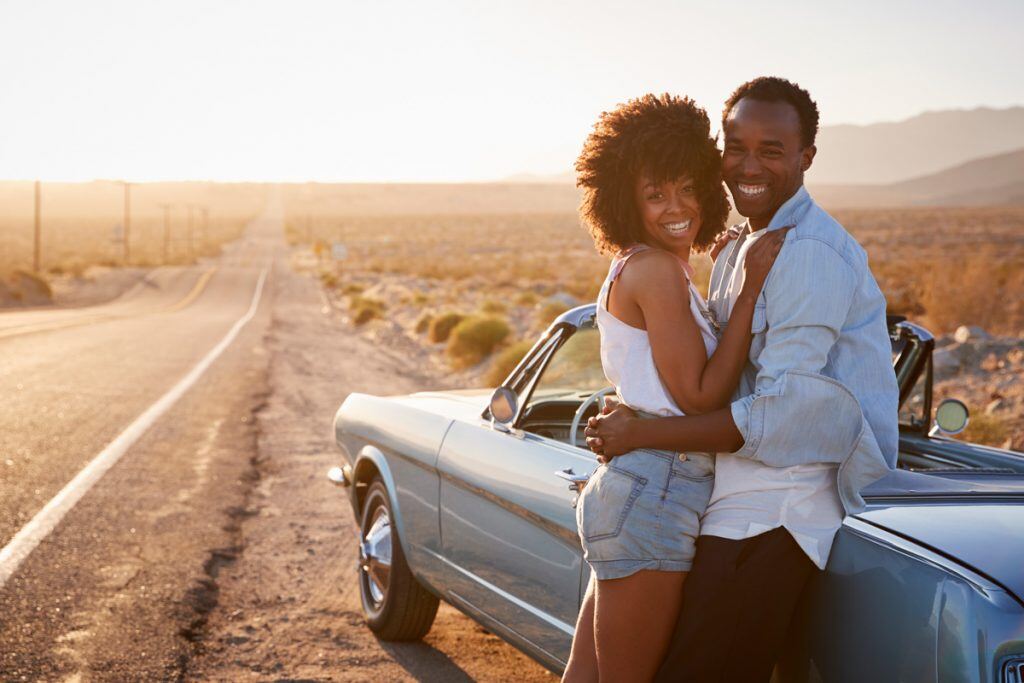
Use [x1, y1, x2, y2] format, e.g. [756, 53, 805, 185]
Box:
[722, 98, 815, 227]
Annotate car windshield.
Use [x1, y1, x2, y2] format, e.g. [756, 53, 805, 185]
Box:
[529, 326, 606, 400]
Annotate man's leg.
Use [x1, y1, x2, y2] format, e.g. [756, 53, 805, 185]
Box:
[654, 528, 817, 683]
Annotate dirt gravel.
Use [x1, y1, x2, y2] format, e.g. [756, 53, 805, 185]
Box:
[185, 261, 555, 681]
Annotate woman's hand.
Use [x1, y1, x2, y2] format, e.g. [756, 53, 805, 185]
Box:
[585, 404, 638, 463]
[709, 226, 742, 263]
[739, 227, 791, 299]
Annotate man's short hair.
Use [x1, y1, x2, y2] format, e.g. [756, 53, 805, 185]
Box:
[723, 77, 820, 148]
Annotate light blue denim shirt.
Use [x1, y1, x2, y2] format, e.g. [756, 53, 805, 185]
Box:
[710, 186, 899, 515]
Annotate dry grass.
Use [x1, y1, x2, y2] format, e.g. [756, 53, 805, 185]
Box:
[286, 185, 1024, 447]
[286, 203, 1024, 336]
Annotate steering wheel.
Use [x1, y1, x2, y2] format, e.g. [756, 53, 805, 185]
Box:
[570, 386, 617, 448]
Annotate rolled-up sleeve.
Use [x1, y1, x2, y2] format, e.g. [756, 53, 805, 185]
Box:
[731, 238, 860, 465]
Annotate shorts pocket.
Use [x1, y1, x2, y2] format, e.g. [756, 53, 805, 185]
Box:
[670, 455, 715, 482]
[577, 465, 647, 542]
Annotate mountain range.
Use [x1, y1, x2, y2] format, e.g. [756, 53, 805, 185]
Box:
[506, 106, 1024, 208]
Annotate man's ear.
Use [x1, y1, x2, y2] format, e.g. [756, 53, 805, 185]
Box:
[800, 145, 817, 172]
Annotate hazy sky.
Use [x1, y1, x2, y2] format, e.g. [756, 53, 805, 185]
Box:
[1, 0, 1021, 182]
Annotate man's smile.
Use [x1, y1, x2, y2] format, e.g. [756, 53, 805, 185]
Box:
[736, 183, 769, 198]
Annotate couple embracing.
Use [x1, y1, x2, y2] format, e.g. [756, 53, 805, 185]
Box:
[563, 77, 899, 682]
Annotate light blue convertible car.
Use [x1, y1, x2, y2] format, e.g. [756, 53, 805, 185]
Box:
[330, 305, 1024, 682]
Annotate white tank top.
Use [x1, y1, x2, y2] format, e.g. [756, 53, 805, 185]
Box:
[597, 244, 719, 417]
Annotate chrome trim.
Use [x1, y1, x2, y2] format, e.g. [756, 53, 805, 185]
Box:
[327, 465, 351, 487]
[438, 468, 581, 548]
[843, 517, 1008, 599]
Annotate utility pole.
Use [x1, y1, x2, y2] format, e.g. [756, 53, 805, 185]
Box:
[158, 203, 172, 263]
[33, 180, 41, 272]
[187, 204, 195, 259]
[122, 181, 132, 264]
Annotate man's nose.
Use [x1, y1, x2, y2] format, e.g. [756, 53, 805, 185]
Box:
[741, 153, 762, 177]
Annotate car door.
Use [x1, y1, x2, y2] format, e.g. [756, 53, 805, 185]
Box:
[436, 313, 605, 667]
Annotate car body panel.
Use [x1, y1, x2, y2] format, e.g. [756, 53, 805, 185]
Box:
[437, 422, 592, 666]
[856, 502, 1024, 604]
[795, 517, 1024, 683]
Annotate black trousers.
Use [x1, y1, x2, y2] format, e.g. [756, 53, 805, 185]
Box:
[654, 527, 817, 683]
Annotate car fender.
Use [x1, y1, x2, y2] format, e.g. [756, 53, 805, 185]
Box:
[350, 445, 411, 551]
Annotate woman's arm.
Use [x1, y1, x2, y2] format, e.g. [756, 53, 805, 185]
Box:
[618, 230, 788, 416]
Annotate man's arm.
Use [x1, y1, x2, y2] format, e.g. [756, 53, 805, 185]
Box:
[588, 237, 866, 464]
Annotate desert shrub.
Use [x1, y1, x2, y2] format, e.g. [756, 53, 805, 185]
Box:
[415, 312, 433, 334]
[446, 315, 511, 368]
[428, 311, 465, 343]
[959, 412, 1009, 448]
[535, 301, 568, 327]
[342, 282, 365, 295]
[411, 291, 430, 305]
[349, 295, 385, 326]
[515, 291, 539, 306]
[484, 340, 534, 386]
[320, 272, 339, 288]
[480, 299, 507, 314]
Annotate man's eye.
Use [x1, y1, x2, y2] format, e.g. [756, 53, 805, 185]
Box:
[762, 150, 782, 158]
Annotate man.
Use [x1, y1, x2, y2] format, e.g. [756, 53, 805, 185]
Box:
[584, 76, 899, 682]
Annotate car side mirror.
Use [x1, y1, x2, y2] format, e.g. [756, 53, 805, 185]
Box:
[489, 387, 518, 429]
[932, 398, 970, 436]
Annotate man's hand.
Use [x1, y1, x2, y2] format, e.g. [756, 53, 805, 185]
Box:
[709, 226, 742, 263]
[585, 403, 638, 463]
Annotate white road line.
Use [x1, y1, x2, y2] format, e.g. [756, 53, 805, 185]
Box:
[0, 267, 269, 589]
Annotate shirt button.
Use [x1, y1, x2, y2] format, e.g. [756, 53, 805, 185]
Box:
[678, 453, 688, 462]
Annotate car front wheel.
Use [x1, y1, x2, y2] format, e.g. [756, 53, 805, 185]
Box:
[358, 477, 439, 640]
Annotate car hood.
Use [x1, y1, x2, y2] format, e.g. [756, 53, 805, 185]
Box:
[856, 501, 1024, 602]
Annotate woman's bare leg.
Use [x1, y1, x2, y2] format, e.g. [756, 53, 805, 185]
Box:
[594, 570, 686, 682]
[562, 575, 598, 682]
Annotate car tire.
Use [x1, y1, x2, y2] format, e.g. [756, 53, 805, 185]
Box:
[358, 477, 439, 641]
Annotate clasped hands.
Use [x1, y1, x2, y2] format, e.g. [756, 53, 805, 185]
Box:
[584, 397, 637, 464]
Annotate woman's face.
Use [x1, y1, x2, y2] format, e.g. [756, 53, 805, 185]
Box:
[634, 175, 702, 256]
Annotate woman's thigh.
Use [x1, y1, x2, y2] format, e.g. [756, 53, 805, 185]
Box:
[594, 570, 686, 682]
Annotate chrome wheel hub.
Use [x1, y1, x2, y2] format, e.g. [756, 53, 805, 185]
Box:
[360, 506, 392, 606]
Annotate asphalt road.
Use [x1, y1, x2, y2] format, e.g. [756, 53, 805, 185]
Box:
[0, 208, 553, 681]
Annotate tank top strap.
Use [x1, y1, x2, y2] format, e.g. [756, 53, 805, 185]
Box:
[608, 243, 651, 282]
[608, 244, 696, 284]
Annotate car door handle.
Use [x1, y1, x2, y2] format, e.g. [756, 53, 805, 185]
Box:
[554, 468, 590, 493]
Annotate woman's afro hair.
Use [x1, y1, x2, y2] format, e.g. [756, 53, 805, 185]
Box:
[575, 93, 730, 256]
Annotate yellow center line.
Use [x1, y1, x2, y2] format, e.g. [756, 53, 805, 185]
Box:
[0, 267, 217, 341]
[162, 268, 216, 313]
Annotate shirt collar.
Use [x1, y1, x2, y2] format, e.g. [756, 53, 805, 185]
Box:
[746, 185, 812, 234]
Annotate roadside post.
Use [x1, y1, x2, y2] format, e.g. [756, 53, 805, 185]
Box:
[33, 180, 41, 272]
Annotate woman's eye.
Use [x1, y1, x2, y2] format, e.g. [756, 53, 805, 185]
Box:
[680, 185, 695, 194]
[648, 192, 663, 200]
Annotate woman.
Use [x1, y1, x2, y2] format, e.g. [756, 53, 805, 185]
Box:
[563, 94, 786, 682]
